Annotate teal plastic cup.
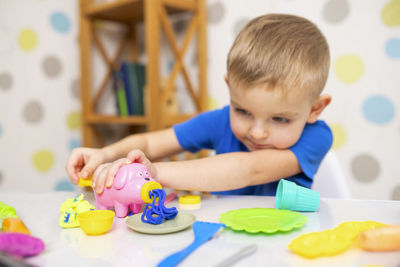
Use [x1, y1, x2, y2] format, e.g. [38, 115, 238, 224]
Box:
[275, 179, 320, 212]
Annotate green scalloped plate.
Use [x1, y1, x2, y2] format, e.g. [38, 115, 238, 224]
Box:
[219, 208, 307, 234]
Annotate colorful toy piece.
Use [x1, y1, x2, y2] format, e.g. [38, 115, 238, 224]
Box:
[78, 210, 115, 235]
[275, 179, 320, 212]
[141, 189, 178, 225]
[359, 224, 400, 251]
[78, 175, 93, 187]
[2, 217, 30, 235]
[219, 208, 307, 234]
[288, 220, 387, 258]
[59, 194, 95, 228]
[179, 195, 201, 210]
[0, 232, 45, 257]
[0, 201, 18, 225]
[95, 163, 162, 218]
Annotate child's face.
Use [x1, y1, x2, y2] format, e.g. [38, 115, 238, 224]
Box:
[228, 81, 315, 151]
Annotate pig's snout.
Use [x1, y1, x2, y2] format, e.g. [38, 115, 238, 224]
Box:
[141, 181, 162, 203]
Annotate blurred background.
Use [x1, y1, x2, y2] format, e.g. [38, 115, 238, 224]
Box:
[0, 0, 399, 199]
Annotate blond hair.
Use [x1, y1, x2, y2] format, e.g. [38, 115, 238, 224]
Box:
[227, 14, 330, 99]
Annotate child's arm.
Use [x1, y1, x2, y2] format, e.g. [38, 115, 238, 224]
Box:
[154, 148, 301, 192]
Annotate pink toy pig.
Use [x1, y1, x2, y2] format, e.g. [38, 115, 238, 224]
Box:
[95, 163, 162, 218]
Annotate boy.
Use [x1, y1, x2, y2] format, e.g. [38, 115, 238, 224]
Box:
[66, 14, 332, 196]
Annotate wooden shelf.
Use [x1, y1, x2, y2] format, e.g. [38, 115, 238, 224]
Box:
[79, 0, 207, 147]
[86, 114, 148, 124]
[84, 0, 196, 23]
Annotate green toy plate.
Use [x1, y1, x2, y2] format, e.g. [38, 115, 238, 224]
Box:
[126, 211, 196, 234]
[219, 208, 307, 234]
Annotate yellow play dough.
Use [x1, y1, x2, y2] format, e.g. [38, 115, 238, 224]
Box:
[288, 221, 387, 258]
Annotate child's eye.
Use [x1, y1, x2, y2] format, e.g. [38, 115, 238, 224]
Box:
[272, 117, 290, 123]
[235, 108, 251, 116]
[138, 172, 143, 177]
[144, 171, 149, 176]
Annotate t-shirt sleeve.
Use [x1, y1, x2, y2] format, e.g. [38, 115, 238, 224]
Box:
[173, 107, 226, 153]
[289, 120, 333, 179]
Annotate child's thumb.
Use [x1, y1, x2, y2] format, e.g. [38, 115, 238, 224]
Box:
[126, 149, 146, 163]
[80, 162, 97, 179]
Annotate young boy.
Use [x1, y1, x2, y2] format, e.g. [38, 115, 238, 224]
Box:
[66, 13, 332, 196]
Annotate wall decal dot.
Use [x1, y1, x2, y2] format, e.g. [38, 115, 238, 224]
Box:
[233, 18, 250, 38]
[71, 79, 80, 99]
[0, 72, 13, 91]
[322, 0, 349, 24]
[351, 154, 380, 183]
[330, 123, 347, 149]
[32, 150, 54, 172]
[68, 138, 81, 151]
[334, 54, 364, 84]
[67, 111, 81, 130]
[385, 38, 400, 58]
[208, 1, 225, 24]
[362, 95, 395, 124]
[42, 55, 62, 78]
[18, 29, 38, 52]
[54, 179, 74, 191]
[0, 171, 3, 185]
[50, 12, 71, 34]
[391, 185, 400, 200]
[208, 97, 219, 110]
[381, 0, 400, 27]
[23, 100, 44, 124]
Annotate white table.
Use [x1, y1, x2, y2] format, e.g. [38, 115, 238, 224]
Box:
[1, 191, 400, 267]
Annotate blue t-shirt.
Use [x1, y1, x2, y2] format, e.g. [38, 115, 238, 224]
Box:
[173, 105, 333, 196]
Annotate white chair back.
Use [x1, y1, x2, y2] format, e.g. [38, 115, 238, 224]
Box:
[312, 150, 352, 198]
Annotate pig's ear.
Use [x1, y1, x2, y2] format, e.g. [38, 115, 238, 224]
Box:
[113, 167, 128, 190]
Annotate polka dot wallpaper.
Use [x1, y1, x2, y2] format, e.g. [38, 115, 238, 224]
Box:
[0, 0, 399, 200]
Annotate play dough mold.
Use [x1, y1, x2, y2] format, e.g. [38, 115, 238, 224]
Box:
[288, 220, 387, 258]
[219, 208, 307, 234]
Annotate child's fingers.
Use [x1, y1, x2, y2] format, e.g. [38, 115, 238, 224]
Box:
[65, 151, 81, 184]
[92, 163, 109, 194]
[105, 158, 127, 188]
[79, 158, 100, 180]
[126, 149, 147, 164]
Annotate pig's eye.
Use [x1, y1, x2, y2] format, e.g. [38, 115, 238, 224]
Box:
[144, 171, 149, 176]
[138, 172, 143, 177]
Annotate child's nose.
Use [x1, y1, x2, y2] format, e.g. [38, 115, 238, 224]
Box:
[249, 124, 268, 140]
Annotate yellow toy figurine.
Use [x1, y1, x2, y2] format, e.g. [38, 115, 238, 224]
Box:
[59, 194, 95, 228]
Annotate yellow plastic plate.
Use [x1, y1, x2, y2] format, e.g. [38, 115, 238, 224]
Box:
[219, 208, 307, 234]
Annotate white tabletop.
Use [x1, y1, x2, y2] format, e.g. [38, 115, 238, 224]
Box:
[1, 191, 400, 267]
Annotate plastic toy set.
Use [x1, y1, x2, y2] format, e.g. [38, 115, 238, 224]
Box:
[2, 164, 400, 264]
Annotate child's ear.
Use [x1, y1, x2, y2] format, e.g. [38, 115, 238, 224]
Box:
[224, 74, 229, 86]
[307, 94, 332, 123]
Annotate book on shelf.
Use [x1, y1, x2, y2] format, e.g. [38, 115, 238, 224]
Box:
[112, 70, 128, 117]
[120, 61, 146, 116]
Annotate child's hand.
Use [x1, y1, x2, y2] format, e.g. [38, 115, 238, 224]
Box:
[65, 147, 107, 185]
[92, 149, 157, 194]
